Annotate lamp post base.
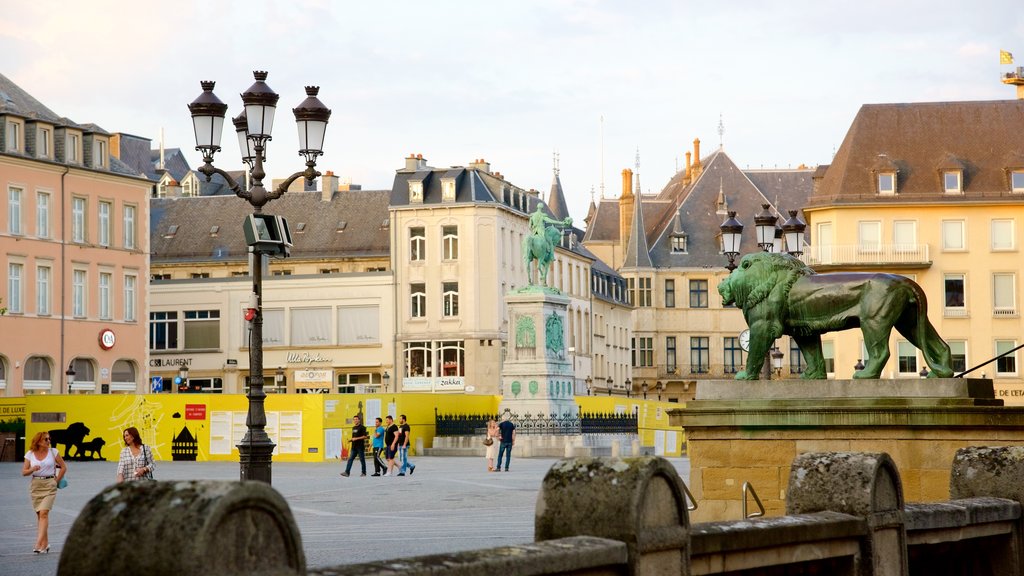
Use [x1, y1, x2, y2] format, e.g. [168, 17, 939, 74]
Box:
[238, 435, 276, 484]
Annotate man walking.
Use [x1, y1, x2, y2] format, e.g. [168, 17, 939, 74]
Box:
[396, 414, 416, 476]
[340, 414, 368, 477]
[383, 415, 399, 476]
[497, 412, 516, 472]
[371, 417, 386, 476]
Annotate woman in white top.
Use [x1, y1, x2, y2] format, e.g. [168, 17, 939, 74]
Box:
[22, 431, 67, 554]
[485, 419, 500, 471]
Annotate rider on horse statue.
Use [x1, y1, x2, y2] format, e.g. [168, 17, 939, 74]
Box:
[523, 202, 573, 287]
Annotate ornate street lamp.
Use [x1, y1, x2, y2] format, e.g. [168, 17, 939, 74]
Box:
[855, 359, 866, 372]
[585, 376, 592, 396]
[641, 381, 648, 399]
[754, 204, 778, 252]
[65, 362, 75, 394]
[656, 380, 664, 401]
[606, 375, 613, 396]
[719, 211, 743, 271]
[625, 378, 632, 398]
[771, 347, 784, 378]
[383, 371, 391, 393]
[188, 71, 331, 485]
[782, 210, 806, 257]
[177, 364, 190, 392]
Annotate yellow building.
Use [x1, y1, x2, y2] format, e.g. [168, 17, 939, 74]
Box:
[804, 100, 1024, 399]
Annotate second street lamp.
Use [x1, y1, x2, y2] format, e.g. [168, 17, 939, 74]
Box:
[188, 71, 331, 485]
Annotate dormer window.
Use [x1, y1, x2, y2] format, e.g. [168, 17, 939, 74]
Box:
[671, 234, 688, 253]
[66, 132, 80, 164]
[1012, 170, 1024, 193]
[90, 137, 108, 169]
[877, 172, 896, 195]
[5, 119, 22, 153]
[409, 180, 424, 203]
[37, 126, 52, 159]
[441, 178, 456, 202]
[943, 171, 962, 194]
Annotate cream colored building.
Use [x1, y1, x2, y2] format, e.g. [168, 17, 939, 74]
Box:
[804, 100, 1024, 399]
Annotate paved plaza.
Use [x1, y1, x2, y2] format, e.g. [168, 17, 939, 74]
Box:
[0, 455, 690, 576]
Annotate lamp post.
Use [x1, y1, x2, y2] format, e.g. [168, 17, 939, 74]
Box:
[606, 375, 613, 396]
[383, 371, 391, 393]
[656, 380, 663, 401]
[585, 376, 592, 396]
[782, 210, 807, 257]
[719, 211, 743, 271]
[625, 378, 632, 398]
[771, 347, 784, 378]
[65, 362, 75, 394]
[641, 381, 648, 399]
[188, 71, 331, 485]
[754, 204, 778, 252]
[177, 364, 190, 392]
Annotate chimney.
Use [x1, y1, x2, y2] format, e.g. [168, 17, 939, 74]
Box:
[404, 153, 429, 172]
[621, 168, 633, 198]
[691, 138, 703, 178]
[470, 158, 491, 173]
[109, 134, 121, 160]
[321, 170, 339, 201]
[619, 168, 635, 250]
[685, 151, 692, 181]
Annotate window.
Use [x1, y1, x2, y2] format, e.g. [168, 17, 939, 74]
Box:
[723, 337, 744, 374]
[182, 179, 192, 197]
[665, 279, 675, 308]
[7, 187, 22, 235]
[689, 279, 708, 308]
[948, 340, 967, 373]
[442, 282, 459, 317]
[633, 337, 653, 367]
[149, 311, 178, 350]
[991, 219, 1015, 251]
[36, 192, 50, 238]
[893, 220, 916, 250]
[858, 221, 881, 252]
[66, 133, 79, 163]
[996, 340, 1018, 375]
[409, 180, 424, 203]
[98, 201, 111, 246]
[289, 307, 330, 346]
[1011, 171, 1024, 193]
[93, 138, 107, 168]
[7, 263, 23, 313]
[192, 272, 211, 278]
[441, 178, 456, 202]
[993, 273, 1016, 316]
[690, 337, 710, 374]
[438, 341, 465, 376]
[260, 309, 285, 347]
[944, 274, 966, 312]
[941, 220, 965, 251]
[410, 227, 426, 261]
[878, 172, 896, 195]
[943, 171, 962, 194]
[123, 205, 136, 249]
[666, 336, 677, 374]
[268, 270, 289, 277]
[637, 277, 652, 307]
[36, 265, 50, 315]
[789, 338, 804, 374]
[72, 269, 86, 317]
[338, 306, 380, 344]
[124, 275, 136, 321]
[98, 272, 112, 319]
[405, 341, 433, 377]
[897, 341, 918, 375]
[151, 273, 171, 281]
[822, 340, 836, 374]
[185, 310, 221, 349]
[5, 120, 20, 152]
[72, 197, 86, 243]
[671, 234, 687, 253]
[38, 127, 50, 158]
[442, 225, 459, 260]
[411, 283, 426, 318]
[627, 277, 635, 306]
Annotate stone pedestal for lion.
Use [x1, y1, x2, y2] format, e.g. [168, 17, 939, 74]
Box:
[670, 378, 1024, 523]
[501, 288, 578, 418]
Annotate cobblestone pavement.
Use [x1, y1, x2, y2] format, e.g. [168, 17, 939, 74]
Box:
[0, 456, 690, 576]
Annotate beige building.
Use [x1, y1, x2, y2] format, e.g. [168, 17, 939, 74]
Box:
[804, 99, 1024, 398]
[0, 73, 151, 395]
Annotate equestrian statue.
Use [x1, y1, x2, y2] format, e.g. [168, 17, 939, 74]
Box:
[522, 203, 572, 287]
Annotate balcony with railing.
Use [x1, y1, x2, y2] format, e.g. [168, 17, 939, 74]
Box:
[801, 243, 931, 270]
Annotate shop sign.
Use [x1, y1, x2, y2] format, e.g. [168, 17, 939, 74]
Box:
[294, 369, 332, 384]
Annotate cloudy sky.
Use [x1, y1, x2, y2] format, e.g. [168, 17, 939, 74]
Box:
[3, 0, 1021, 220]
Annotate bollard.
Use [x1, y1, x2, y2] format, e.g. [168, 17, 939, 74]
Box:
[58, 480, 304, 576]
[631, 439, 641, 456]
[787, 451, 907, 576]
[536, 456, 691, 575]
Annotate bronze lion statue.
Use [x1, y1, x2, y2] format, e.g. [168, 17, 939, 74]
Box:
[718, 252, 953, 380]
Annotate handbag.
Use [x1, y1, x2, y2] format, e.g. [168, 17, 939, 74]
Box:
[57, 477, 68, 489]
[483, 437, 494, 446]
[142, 445, 155, 479]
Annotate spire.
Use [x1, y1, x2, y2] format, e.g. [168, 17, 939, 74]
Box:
[623, 181, 653, 269]
[634, 147, 642, 195]
[547, 155, 571, 221]
[718, 113, 724, 149]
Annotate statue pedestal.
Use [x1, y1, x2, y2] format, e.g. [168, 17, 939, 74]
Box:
[670, 378, 1024, 523]
[500, 288, 577, 417]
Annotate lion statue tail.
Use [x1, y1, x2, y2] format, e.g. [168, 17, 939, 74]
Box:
[909, 281, 954, 378]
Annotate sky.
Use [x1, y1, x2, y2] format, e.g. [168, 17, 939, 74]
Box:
[3, 0, 1022, 222]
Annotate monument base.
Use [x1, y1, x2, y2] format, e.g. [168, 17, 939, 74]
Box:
[670, 378, 1024, 523]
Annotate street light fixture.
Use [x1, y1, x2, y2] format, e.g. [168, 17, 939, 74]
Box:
[585, 376, 592, 396]
[625, 378, 632, 398]
[641, 381, 648, 399]
[65, 362, 75, 394]
[606, 375, 613, 396]
[919, 366, 929, 378]
[855, 359, 865, 372]
[177, 364, 190, 392]
[656, 380, 664, 401]
[782, 210, 807, 257]
[754, 204, 778, 252]
[382, 371, 391, 393]
[771, 347, 784, 378]
[719, 211, 743, 271]
[188, 71, 331, 485]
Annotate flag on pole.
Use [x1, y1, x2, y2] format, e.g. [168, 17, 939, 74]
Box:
[1000, 50, 1014, 65]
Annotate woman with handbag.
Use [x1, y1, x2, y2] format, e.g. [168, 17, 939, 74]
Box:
[116, 426, 155, 483]
[484, 419, 499, 471]
[22, 431, 67, 553]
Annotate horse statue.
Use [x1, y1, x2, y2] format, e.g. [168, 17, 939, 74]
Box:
[523, 226, 562, 286]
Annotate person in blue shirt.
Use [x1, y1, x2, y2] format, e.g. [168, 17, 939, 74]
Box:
[371, 417, 386, 476]
[497, 412, 516, 472]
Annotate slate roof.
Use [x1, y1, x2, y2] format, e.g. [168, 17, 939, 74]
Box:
[810, 99, 1024, 206]
[118, 134, 161, 181]
[547, 172, 571, 221]
[622, 191, 653, 269]
[0, 72, 64, 124]
[150, 190, 392, 263]
[151, 148, 192, 182]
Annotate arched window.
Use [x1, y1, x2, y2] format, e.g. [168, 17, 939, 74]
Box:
[111, 359, 137, 393]
[23, 357, 52, 394]
[70, 358, 96, 394]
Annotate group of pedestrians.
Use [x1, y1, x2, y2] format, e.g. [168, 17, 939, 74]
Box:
[341, 414, 416, 477]
[485, 412, 516, 472]
[22, 425, 156, 555]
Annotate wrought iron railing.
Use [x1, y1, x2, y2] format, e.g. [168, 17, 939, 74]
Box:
[434, 408, 638, 437]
